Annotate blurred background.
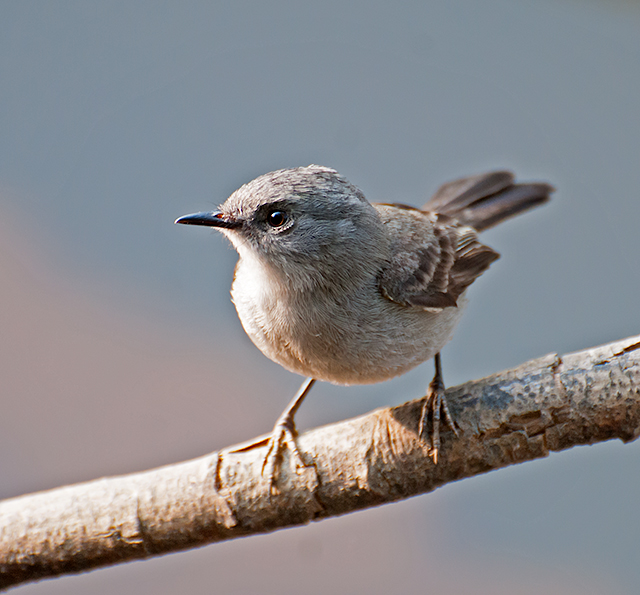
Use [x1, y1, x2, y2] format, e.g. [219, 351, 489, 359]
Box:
[1, 1, 639, 593]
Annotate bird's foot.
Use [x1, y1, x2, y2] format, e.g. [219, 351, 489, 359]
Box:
[261, 409, 310, 494]
[419, 354, 458, 463]
[260, 377, 316, 494]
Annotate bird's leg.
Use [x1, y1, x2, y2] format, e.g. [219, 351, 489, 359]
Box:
[262, 377, 316, 491]
[419, 353, 458, 463]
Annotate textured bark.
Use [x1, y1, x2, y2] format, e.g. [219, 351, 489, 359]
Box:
[1, 335, 639, 590]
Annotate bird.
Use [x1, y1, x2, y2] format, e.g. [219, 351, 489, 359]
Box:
[176, 165, 552, 485]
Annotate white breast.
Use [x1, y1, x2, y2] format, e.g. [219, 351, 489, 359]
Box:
[231, 251, 467, 385]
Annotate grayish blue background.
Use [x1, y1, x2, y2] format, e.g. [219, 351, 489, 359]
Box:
[1, 1, 639, 593]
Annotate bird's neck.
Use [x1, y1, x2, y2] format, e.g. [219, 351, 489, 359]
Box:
[236, 246, 383, 299]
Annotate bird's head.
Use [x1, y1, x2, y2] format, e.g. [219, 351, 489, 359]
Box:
[176, 165, 387, 287]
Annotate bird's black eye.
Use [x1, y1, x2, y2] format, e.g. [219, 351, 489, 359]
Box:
[267, 210, 288, 228]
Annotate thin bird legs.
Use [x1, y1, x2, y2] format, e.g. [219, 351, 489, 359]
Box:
[226, 378, 316, 492]
[419, 353, 458, 463]
[261, 377, 316, 489]
[261, 355, 458, 485]
[232, 357, 458, 491]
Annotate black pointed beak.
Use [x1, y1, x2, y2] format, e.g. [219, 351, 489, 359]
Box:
[174, 211, 241, 229]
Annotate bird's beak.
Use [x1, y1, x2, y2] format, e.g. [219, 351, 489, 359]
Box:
[174, 211, 241, 229]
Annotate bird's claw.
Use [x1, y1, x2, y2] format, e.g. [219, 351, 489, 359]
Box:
[259, 378, 316, 494]
[419, 355, 458, 463]
[261, 416, 308, 494]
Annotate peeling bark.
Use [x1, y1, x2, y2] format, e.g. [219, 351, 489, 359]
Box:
[1, 335, 639, 590]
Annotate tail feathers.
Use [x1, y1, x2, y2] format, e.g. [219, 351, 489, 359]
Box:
[423, 171, 553, 232]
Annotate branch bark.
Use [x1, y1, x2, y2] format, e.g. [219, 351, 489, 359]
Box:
[1, 335, 639, 590]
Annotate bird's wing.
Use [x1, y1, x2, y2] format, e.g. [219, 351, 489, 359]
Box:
[375, 204, 499, 309]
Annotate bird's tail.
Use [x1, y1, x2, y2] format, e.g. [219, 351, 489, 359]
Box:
[422, 171, 553, 232]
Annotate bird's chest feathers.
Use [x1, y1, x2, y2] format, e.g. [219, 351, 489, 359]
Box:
[230, 254, 354, 353]
[231, 253, 303, 344]
[231, 255, 281, 329]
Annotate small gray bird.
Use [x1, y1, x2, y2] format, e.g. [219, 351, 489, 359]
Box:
[176, 166, 552, 482]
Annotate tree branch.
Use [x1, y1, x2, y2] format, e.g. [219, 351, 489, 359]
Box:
[2, 335, 639, 590]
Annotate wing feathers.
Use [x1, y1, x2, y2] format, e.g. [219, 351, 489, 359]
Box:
[376, 170, 551, 311]
[377, 207, 498, 309]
